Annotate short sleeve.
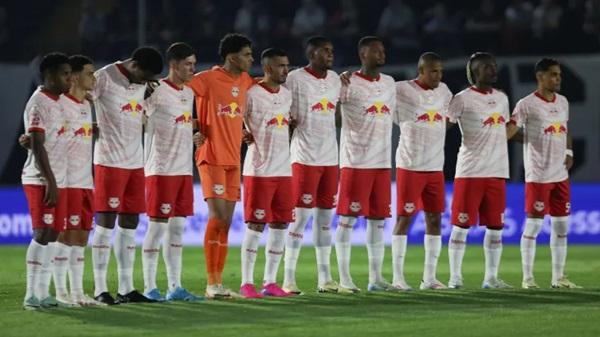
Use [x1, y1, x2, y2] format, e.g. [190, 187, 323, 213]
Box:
[90, 69, 108, 100]
[339, 83, 350, 104]
[447, 95, 464, 123]
[188, 73, 208, 97]
[27, 104, 46, 133]
[395, 83, 415, 123]
[284, 75, 299, 120]
[511, 99, 527, 127]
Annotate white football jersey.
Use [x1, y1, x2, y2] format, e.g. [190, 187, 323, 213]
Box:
[395, 80, 452, 171]
[339, 72, 396, 169]
[447, 87, 510, 178]
[144, 79, 195, 176]
[21, 88, 68, 188]
[285, 67, 341, 166]
[61, 94, 94, 189]
[242, 83, 293, 177]
[512, 92, 569, 183]
[92, 62, 146, 169]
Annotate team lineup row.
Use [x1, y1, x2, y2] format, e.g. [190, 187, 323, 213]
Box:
[19, 33, 579, 310]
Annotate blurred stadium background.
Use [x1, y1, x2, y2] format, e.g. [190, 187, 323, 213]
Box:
[1, 0, 599, 245]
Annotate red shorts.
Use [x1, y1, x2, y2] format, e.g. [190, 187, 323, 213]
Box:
[336, 168, 391, 218]
[146, 175, 194, 218]
[396, 168, 445, 216]
[94, 165, 145, 214]
[525, 180, 570, 216]
[451, 177, 506, 227]
[243, 176, 294, 223]
[23, 184, 68, 232]
[66, 188, 94, 230]
[292, 163, 338, 209]
[198, 164, 241, 202]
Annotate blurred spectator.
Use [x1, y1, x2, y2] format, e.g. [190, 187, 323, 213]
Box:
[583, 0, 600, 48]
[532, 0, 563, 51]
[234, 0, 271, 47]
[422, 2, 461, 57]
[328, 0, 359, 65]
[503, 0, 533, 54]
[79, 0, 107, 58]
[377, 0, 419, 61]
[291, 0, 326, 37]
[464, 0, 502, 53]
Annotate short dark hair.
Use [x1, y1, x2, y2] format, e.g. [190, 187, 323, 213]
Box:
[358, 36, 383, 50]
[419, 52, 442, 64]
[218, 33, 252, 60]
[68, 55, 94, 73]
[131, 46, 163, 75]
[535, 57, 560, 73]
[466, 52, 494, 85]
[305, 36, 331, 50]
[166, 42, 196, 62]
[261, 47, 288, 60]
[39, 52, 70, 77]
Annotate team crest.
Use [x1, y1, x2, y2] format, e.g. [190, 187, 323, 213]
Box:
[69, 215, 80, 226]
[108, 197, 120, 209]
[160, 203, 172, 215]
[349, 201, 362, 213]
[254, 209, 266, 220]
[301, 194, 313, 205]
[213, 184, 225, 195]
[534, 201, 545, 212]
[231, 86, 240, 97]
[43, 214, 54, 225]
[458, 213, 469, 224]
[403, 202, 416, 214]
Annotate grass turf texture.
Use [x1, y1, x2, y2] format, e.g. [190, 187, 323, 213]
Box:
[0, 245, 599, 337]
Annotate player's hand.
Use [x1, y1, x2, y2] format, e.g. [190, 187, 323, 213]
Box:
[92, 122, 99, 136]
[565, 155, 574, 170]
[288, 117, 297, 129]
[144, 80, 160, 99]
[242, 129, 254, 145]
[85, 92, 94, 103]
[43, 179, 58, 207]
[340, 71, 352, 86]
[18, 134, 31, 149]
[193, 131, 206, 147]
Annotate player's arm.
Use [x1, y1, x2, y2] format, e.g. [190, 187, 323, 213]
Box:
[30, 131, 58, 206]
[565, 131, 573, 170]
[340, 71, 352, 86]
[335, 102, 342, 128]
[506, 122, 521, 140]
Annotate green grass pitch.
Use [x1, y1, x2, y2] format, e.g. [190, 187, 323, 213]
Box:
[0, 245, 599, 337]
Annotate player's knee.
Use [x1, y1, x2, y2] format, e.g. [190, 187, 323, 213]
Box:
[394, 216, 411, 235]
[118, 213, 139, 229]
[247, 222, 265, 232]
[96, 212, 117, 229]
[269, 222, 288, 230]
[551, 216, 569, 235]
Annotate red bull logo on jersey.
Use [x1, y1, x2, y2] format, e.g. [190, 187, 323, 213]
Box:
[266, 113, 289, 129]
[57, 121, 68, 136]
[121, 100, 143, 117]
[482, 112, 506, 127]
[364, 101, 390, 117]
[73, 123, 93, 138]
[217, 102, 242, 119]
[311, 98, 336, 114]
[174, 111, 193, 124]
[543, 122, 567, 135]
[416, 110, 443, 124]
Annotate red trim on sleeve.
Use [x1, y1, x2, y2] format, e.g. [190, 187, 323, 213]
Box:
[354, 71, 380, 82]
[304, 66, 327, 79]
[258, 82, 280, 94]
[534, 91, 556, 103]
[28, 127, 45, 133]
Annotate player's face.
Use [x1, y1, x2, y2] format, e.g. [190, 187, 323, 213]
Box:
[75, 64, 97, 91]
[268, 56, 290, 84]
[232, 46, 254, 73]
[475, 58, 497, 85]
[540, 65, 561, 92]
[361, 41, 386, 68]
[313, 42, 334, 69]
[173, 55, 197, 83]
[52, 63, 72, 94]
[420, 61, 443, 88]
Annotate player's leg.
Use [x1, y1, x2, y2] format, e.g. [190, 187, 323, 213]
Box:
[448, 178, 482, 289]
[283, 164, 317, 293]
[521, 182, 547, 288]
[420, 171, 447, 289]
[52, 227, 80, 307]
[549, 180, 579, 288]
[366, 169, 392, 291]
[312, 165, 338, 293]
[481, 178, 511, 289]
[262, 177, 294, 297]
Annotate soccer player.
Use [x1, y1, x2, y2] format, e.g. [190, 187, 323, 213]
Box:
[21, 53, 72, 309]
[335, 36, 396, 293]
[51, 55, 104, 306]
[508, 58, 580, 289]
[188, 33, 255, 298]
[282, 36, 341, 294]
[239, 47, 294, 299]
[141, 42, 203, 301]
[392, 52, 452, 290]
[91, 47, 163, 304]
[446, 52, 512, 289]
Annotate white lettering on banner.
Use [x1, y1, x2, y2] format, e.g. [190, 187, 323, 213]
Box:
[0, 214, 33, 237]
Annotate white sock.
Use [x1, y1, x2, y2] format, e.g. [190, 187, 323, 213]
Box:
[484, 228, 503, 281]
[391, 235, 407, 285]
[52, 242, 71, 296]
[366, 219, 385, 284]
[423, 234, 442, 283]
[520, 218, 543, 280]
[37, 242, 56, 300]
[92, 225, 113, 296]
[25, 239, 44, 299]
[163, 217, 185, 291]
[335, 216, 356, 287]
[448, 226, 469, 282]
[241, 228, 262, 285]
[283, 207, 311, 286]
[114, 226, 136, 295]
[264, 228, 286, 284]
[550, 216, 569, 283]
[69, 246, 85, 295]
[313, 207, 334, 284]
[142, 220, 166, 292]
